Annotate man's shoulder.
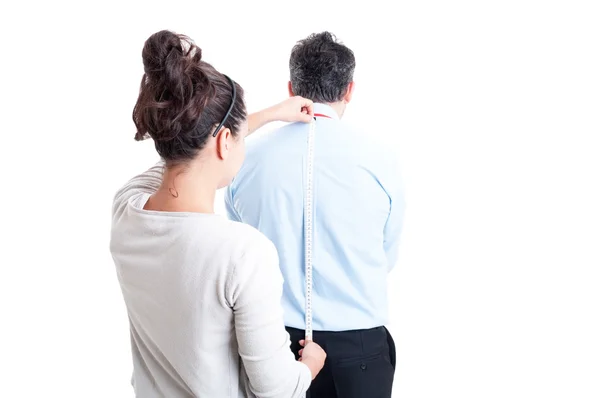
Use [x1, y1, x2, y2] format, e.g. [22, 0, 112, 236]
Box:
[332, 120, 398, 163]
[247, 122, 305, 151]
[241, 123, 308, 173]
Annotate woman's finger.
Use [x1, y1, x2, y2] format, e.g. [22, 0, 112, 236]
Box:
[303, 100, 314, 117]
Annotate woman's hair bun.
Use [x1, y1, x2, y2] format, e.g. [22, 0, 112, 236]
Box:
[142, 30, 202, 83]
[134, 30, 211, 142]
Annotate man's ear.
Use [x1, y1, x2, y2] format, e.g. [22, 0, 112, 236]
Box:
[288, 81, 295, 97]
[343, 82, 355, 104]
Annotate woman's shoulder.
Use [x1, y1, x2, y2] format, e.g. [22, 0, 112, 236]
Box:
[223, 219, 277, 257]
[219, 220, 282, 295]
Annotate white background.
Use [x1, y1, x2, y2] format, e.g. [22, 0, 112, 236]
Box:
[1, 0, 599, 397]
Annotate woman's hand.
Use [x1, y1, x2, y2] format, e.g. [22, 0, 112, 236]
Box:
[270, 96, 314, 123]
[247, 96, 314, 135]
[298, 339, 326, 380]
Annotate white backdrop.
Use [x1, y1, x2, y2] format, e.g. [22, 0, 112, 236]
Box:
[1, 0, 599, 397]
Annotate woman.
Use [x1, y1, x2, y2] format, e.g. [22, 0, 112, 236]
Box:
[110, 30, 326, 397]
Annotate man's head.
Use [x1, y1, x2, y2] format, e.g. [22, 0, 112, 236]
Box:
[288, 32, 355, 113]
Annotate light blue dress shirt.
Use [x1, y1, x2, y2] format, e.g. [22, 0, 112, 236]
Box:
[225, 103, 405, 331]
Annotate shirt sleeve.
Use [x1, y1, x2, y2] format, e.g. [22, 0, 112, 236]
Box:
[112, 161, 164, 221]
[383, 158, 406, 272]
[224, 184, 242, 222]
[228, 236, 312, 398]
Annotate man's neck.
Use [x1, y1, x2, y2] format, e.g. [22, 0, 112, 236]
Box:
[325, 101, 346, 118]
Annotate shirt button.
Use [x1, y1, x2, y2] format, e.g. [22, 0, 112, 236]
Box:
[360, 363, 367, 371]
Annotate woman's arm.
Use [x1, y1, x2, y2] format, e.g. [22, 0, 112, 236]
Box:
[229, 236, 324, 397]
[247, 96, 314, 136]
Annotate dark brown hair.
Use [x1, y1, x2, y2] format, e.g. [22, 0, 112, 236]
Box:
[133, 30, 246, 164]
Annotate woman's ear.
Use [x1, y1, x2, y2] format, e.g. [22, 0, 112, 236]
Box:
[288, 81, 295, 97]
[216, 127, 231, 160]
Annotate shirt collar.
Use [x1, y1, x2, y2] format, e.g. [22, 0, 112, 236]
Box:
[313, 103, 340, 120]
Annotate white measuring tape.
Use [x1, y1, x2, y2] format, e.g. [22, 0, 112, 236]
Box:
[304, 119, 316, 342]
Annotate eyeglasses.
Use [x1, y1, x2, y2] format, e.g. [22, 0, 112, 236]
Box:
[212, 75, 237, 137]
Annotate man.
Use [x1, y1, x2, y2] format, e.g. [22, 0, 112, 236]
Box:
[225, 32, 405, 397]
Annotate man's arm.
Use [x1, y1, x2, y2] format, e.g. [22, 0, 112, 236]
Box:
[225, 184, 242, 222]
[383, 161, 406, 272]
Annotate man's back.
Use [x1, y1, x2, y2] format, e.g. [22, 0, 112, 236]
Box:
[226, 104, 405, 332]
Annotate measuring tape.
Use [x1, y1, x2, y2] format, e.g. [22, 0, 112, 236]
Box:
[304, 119, 316, 341]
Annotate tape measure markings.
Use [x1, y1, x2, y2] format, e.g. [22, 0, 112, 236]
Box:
[304, 119, 316, 341]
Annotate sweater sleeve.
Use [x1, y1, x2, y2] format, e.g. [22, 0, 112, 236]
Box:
[228, 236, 312, 398]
